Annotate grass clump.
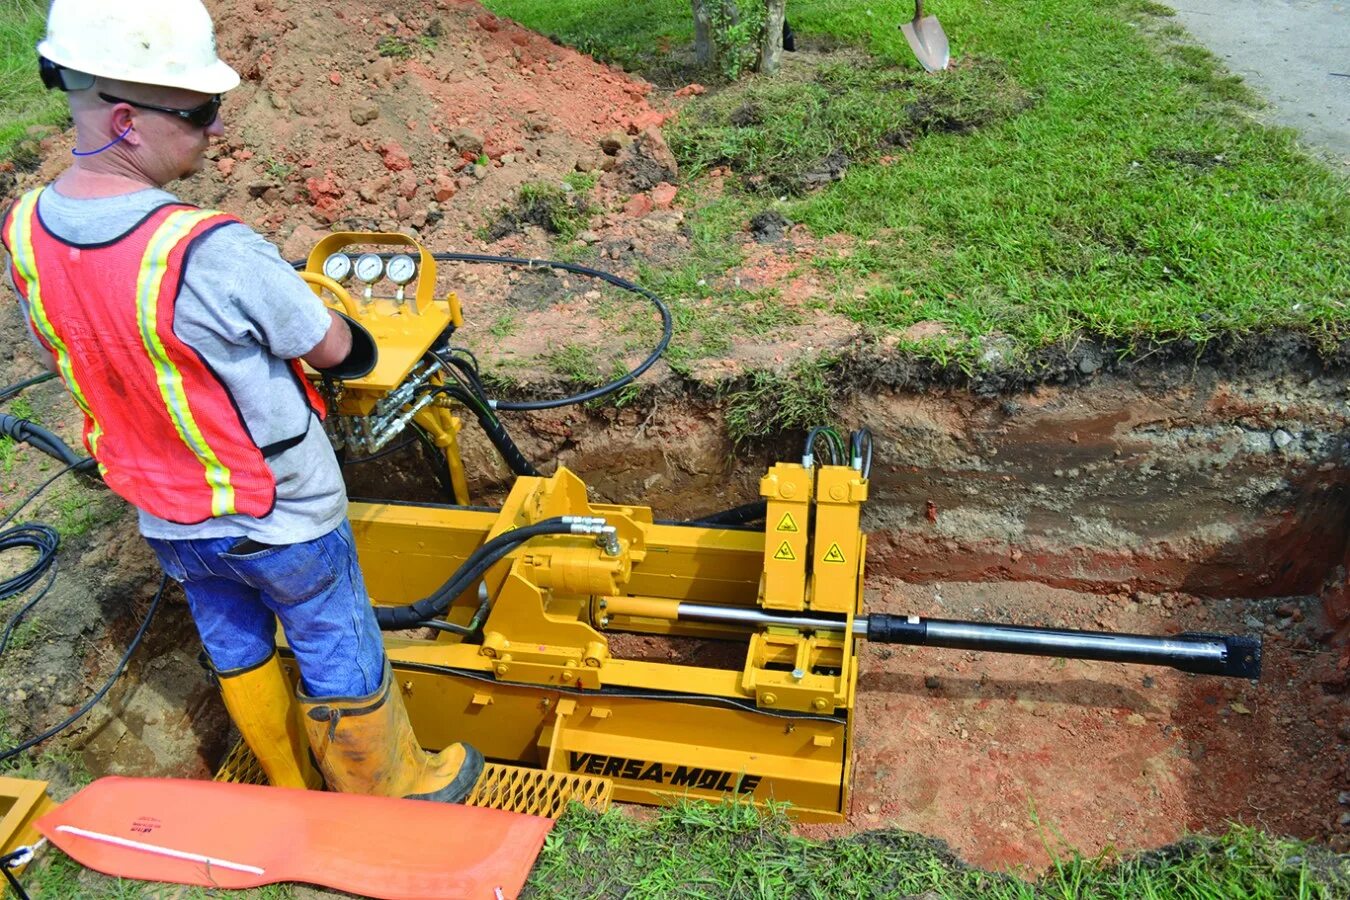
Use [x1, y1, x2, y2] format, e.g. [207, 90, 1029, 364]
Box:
[485, 182, 597, 242]
[724, 356, 834, 443]
[669, 56, 1032, 196]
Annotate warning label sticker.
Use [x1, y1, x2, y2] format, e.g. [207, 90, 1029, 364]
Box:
[775, 513, 799, 533]
[773, 541, 797, 562]
[822, 542, 847, 564]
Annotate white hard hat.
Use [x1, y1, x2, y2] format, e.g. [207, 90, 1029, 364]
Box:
[39, 0, 240, 95]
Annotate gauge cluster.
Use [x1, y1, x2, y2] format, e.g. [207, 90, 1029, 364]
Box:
[323, 252, 420, 289]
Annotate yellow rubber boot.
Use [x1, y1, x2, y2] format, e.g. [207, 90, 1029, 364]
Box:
[299, 661, 484, 803]
[215, 653, 322, 790]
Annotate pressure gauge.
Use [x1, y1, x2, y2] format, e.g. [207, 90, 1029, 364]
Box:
[322, 252, 353, 283]
[386, 254, 417, 286]
[354, 253, 385, 284]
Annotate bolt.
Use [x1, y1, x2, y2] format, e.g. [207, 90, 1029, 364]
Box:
[402, 681, 414, 693]
[763, 693, 777, 705]
[599, 599, 608, 609]
[813, 698, 828, 710]
[562, 672, 574, 683]
[496, 664, 509, 676]
[482, 647, 497, 659]
[791, 668, 805, 681]
[600, 616, 610, 628]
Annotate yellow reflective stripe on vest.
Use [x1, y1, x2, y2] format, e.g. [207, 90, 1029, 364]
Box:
[136, 209, 238, 517]
[5, 190, 103, 455]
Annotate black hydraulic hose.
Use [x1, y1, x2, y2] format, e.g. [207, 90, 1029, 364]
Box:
[410, 423, 463, 500]
[431, 252, 672, 411]
[290, 252, 672, 412]
[375, 518, 576, 630]
[425, 384, 541, 477]
[0, 414, 95, 472]
[0, 372, 56, 404]
[686, 500, 767, 527]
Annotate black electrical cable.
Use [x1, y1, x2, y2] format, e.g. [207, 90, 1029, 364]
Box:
[0, 574, 166, 765]
[290, 252, 672, 412]
[0, 463, 83, 531]
[0, 524, 59, 602]
[0, 372, 56, 404]
[0, 566, 57, 659]
[375, 517, 575, 630]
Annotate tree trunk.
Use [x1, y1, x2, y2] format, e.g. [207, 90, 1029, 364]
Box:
[760, 0, 787, 74]
[691, 0, 713, 66]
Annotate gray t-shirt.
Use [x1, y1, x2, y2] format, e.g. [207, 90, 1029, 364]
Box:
[17, 187, 346, 545]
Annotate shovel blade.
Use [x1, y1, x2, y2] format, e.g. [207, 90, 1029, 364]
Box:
[902, 16, 950, 72]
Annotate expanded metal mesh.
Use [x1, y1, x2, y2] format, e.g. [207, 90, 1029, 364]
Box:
[215, 742, 611, 817]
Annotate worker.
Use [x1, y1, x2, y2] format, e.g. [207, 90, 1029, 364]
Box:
[1, 0, 483, 803]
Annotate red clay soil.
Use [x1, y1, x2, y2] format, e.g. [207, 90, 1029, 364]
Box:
[797, 577, 1350, 871]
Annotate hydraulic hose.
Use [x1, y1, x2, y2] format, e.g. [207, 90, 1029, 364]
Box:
[0, 373, 56, 404]
[429, 252, 671, 411]
[685, 500, 767, 527]
[424, 381, 541, 478]
[0, 414, 94, 472]
[374, 517, 582, 630]
[289, 252, 672, 412]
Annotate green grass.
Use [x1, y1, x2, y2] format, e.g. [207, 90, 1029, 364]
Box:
[12, 800, 1345, 899]
[0, 0, 68, 162]
[0, 435, 16, 473]
[724, 356, 834, 444]
[522, 801, 1348, 899]
[483, 0, 1349, 364]
[544, 343, 603, 384]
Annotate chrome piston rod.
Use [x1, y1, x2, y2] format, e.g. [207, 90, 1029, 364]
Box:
[671, 602, 1261, 680]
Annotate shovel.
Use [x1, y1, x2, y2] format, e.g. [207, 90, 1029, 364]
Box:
[900, 0, 950, 72]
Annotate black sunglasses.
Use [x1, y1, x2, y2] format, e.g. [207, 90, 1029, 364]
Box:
[98, 92, 221, 128]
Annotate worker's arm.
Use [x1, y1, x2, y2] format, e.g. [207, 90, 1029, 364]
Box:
[24, 313, 59, 374]
[301, 308, 354, 370]
[6, 259, 58, 373]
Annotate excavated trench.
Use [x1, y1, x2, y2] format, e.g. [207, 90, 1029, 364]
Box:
[351, 351, 1350, 870]
[8, 352, 1349, 875]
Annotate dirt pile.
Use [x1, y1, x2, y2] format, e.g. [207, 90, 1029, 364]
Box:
[13, 0, 681, 259]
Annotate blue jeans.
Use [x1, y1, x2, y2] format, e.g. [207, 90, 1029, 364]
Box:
[145, 522, 384, 698]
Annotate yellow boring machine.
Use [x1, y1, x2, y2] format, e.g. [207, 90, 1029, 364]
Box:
[212, 231, 1264, 822]
[2, 232, 1261, 858]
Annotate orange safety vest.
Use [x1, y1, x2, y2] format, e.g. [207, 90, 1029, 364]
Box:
[2, 189, 326, 525]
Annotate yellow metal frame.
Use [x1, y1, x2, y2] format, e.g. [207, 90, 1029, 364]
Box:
[264, 461, 868, 822]
[219, 230, 874, 822]
[0, 777, 54, 893]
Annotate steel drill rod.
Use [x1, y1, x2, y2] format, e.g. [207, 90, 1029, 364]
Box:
[669, 603, 1261, 679]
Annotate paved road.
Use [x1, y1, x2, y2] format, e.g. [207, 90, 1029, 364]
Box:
[1170, 0, 1349, 164]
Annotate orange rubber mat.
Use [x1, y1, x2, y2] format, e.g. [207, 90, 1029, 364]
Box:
[37, 776, 552, 899]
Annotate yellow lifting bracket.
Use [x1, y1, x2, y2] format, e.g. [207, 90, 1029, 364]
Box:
[759, 463, 813, 611]
[810, 465, 868, 615]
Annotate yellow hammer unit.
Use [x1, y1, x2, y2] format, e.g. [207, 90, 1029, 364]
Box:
[206, 233, 1262, 822]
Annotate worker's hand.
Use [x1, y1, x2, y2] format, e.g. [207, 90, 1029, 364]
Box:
[308, 310, 377, 379]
